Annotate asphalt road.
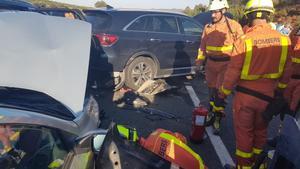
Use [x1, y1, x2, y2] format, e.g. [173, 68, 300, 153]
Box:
[93, 75, 281, 169]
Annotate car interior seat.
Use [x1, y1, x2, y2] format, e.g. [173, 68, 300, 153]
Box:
[15, 129, 53, 169]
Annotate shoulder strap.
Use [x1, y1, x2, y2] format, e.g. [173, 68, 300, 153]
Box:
[225, 16, 237, 41]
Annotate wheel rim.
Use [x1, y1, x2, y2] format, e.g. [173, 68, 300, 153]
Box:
[131, 62, 153, 87]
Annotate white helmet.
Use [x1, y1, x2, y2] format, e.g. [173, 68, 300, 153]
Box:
[244, 0, 275, 15]
[208, 0, 229, 11]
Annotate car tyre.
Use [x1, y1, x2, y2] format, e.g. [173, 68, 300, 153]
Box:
[125, 57, 156, 90]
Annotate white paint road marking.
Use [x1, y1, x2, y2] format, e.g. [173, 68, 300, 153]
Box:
[185, 85, 235, 167]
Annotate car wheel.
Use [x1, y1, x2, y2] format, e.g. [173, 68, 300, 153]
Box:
[114, 72, 125, 91]
[125, 57, 156, 90]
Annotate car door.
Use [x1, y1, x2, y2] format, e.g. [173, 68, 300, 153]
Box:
[122, 15, 151, 61]
[178, 17, 202, 67]
[146, 15, 186, 72]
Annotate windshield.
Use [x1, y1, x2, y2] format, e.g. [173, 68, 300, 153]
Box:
[0, 87, 75, 120]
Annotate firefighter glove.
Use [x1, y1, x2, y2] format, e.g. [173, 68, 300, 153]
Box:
[263, 97, 289, 123]
[274, 88, 284, 99]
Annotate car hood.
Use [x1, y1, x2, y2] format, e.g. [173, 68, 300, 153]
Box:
[0, 12, 91, 114]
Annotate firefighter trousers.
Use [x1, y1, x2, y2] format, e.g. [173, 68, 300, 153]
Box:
[205, 59, 228, 89]
[233, 91, 270, 168]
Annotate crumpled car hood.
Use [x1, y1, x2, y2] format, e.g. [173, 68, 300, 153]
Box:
[0, 12, 91, 114]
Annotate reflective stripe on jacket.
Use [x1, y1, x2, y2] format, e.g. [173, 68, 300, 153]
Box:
[197, 17, 244, 61]
[140, 129, 207, 169]
[221, 23, 293, 94]
[240, 36, 288, 80]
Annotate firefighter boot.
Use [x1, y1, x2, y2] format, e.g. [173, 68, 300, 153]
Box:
[213, 114, 222, 135]
[205, 111, 215, 126]
[205, 101, 216, 126]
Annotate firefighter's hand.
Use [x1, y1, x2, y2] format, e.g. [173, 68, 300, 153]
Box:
[195, 59, 204, 72]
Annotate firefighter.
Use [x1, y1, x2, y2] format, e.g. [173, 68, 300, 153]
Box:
[196, 0, 243, 134]
[218, 0, 293, 168]
[285, 26, 300, 113]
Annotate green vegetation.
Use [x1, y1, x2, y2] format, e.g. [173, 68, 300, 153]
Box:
[183, 1, 299, 23]
[183, 4, 207, 17]
[28, 0, 90, 9]
[29, 0, 111, 9]
[94, 1, 107, 8]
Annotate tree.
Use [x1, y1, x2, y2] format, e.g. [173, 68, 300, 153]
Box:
[94, 1, 107, 8]
[183, 4, 207, 16]
[193, 4, 206, 15]
[183, 6, 193, 16]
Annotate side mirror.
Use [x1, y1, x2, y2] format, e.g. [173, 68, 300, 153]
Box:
[75, 129, 107, 153]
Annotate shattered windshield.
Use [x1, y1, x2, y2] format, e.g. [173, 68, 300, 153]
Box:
[0, 87, 75, 120]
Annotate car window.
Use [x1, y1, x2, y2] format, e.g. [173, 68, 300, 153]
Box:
[83, 10, 112, 32]
[127, 16, 150, 31]
[180, 18, 202, 35]
[42, 11, 80, 20]
[0, 125, 69, 169]
[148, 16, 178, 33]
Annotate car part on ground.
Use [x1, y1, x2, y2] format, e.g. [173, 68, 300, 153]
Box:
[137, 79, 175, 96]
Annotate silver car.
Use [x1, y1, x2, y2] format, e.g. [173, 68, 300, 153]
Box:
[0, 12, 106, 169]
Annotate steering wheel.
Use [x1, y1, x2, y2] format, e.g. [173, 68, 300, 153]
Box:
[0, 148, 25, 169]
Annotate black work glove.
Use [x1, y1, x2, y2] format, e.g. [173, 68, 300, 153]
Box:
[280, 101, 293, 120]
[262, 92, 289, 122]
[274, 89, 284, 99]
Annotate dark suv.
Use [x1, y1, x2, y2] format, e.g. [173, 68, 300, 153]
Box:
[0, 0, 37, 11]
[83, 9, 203, 90]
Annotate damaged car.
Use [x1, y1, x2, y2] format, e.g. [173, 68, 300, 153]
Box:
[0, 11, 103, 169]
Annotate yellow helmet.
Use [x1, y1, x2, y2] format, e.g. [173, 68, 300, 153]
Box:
[244, 0, 275, 15]
[208, 0, 229, 11]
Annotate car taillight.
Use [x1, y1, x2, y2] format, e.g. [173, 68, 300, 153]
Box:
[95, 33, 119, 47]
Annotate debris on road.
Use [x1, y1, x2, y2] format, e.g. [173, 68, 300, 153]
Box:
[114, 90, 150, 108]
[138, 107, 179, 121]
[114, 79, 177, 108]
[137, 79, 175, 96]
